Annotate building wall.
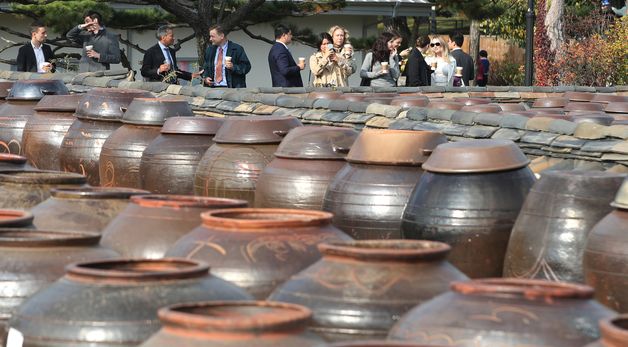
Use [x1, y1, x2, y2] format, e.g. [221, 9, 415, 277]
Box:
[0, 14, 378, 87]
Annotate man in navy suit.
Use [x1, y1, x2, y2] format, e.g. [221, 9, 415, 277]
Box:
[16, 22, 55, 73]
[141, 25, 202, 83]
[268, 24, 305, 87]
[202, 25, 251, 88]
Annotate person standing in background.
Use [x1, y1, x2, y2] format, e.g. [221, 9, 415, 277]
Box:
[404, 35, 431, 86]
[359, 31, 402, 87]
[327, 25, 356, 86]
[476, 50, 490, 86]
[309, 32, 346, 87]
[268, 24, 304, 87]
[66, 10, 120, 72]
[425, 36, 456, 87]
[16, 22, 55, 73]
[448, 32, 474, 86]
[202, 25, 251, 88]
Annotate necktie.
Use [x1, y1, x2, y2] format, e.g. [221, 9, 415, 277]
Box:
[163, 48, 173, 67]
[215, 46, 223, 83]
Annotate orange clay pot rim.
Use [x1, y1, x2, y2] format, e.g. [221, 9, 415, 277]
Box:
[318, 240, 451, 261]
[158, 301, 311, 332]
[201, 208, 333, 230]
[327, 342, 446, 347]
[0, 170, 86, 184]
[66, 258, 210, 281]
[599, 315, 628, 343]
[451, 279, 594, 299]
[51, 187, 149, 199]
[0, 209, 33, 224]
[0, 229, 100, 247]
[0, 153, 28, 164]
[130, 195, 248, 209]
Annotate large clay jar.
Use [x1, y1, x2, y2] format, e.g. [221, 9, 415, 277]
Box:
[0, 153, 34, 172]
[21, 94, 81, 170]
[388, 279, 616, 347]
[322, 129, 447, 240]
[255, 126, 359, 210]
[503, 171, 625, 283]
[0, 230, 118, 345]
[0, 170, 86, 209]
[268, 240, 468, 342]
[0, 79, 69, 155]
[30, 187, 149, 233]
[0, 81, 13, 106]
[100, 195, 247, 259]
[194, 115, 302, 204]
[99, 98, 193, 188]
[6, 258, 252, 347]
[585, 315, 628, 347]
[165, 208, 353, 299]
[401, 139, 536, 278]
[139, 301, 325, 347]
[0, 209, 33, 227]
[59, 88, 152, 185]
[140, 117, 223, 194]
[583, 179, 628, 312]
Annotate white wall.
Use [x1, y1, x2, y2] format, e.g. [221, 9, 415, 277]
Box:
[0, 13, 382, 87]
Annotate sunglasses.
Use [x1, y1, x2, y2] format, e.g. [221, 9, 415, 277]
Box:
[430, 42, 441, 47]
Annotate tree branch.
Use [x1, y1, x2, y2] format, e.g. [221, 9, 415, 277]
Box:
[239, 25, 274, 45]
[220, 0, 266, 33]
[172, 32, 196, 51]
[153, 0, 198, 25]
[0, 26, 31, 40]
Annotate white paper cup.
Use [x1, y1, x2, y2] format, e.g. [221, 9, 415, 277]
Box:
[85, 45, 93, 51]
[298, 57, 305, 64]
[381, 62, 389, 72]
[225, 56, 232, 63]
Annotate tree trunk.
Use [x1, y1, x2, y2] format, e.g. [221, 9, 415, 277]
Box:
[468, 19, 481, 63]
[545, 0, 564, 52]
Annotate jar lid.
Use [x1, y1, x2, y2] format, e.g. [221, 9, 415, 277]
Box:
[51, 187, 149, 199]
[6, 79, 69, 101]
[0, 209, 33, 228]
[422, 139, 530, 173]
[201, 208, 333, 230]
[212, 116, 302, 144]
[34, 94, 82, 112]
[274, 126, 358, 159]
[318, 240, 451, 261]
[161, 116, 224, 135]
[66, 258, 210, 282]
[612, 178, 628, 209]
[122, 98, 194, 125]
[346, 129, 447, 166]
[75, 88, 153, 120]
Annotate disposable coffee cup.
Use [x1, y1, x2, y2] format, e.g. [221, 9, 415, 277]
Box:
[225, 56, 232, 63]
[85, 45, 93, 51]
[381, 62, 389, 72]
[298, 57, 306, 64]
[430, 61, 437, 69]
[344, 44, 352, 50]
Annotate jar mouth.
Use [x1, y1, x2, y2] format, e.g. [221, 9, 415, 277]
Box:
[130, 195, 248, 209]
[318, 240, 450, 261]
[201, 208, 333, 230]
[51, 187, 149, 199]
[600, 315, 628, 343]
[0, 209, 33, 227]
[326, 342, 441, 347]
[0, 229, 100, 247]
[451, 279, 594, 300]
[0, 153, 27, 165]
[0, 170, 86, 184]
[66, 258, 209, 282]
[158, 301, 311, 333]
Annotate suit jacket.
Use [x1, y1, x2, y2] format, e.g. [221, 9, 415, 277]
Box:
[140, 43, 192, 83]
[268, 42, 303, 87]
[202, 41, 251, 88]
[66, 26, 121, 72]
[450, 49, 474, 86]
[404, 47, 430, 87]
[16, 43, 55, 73]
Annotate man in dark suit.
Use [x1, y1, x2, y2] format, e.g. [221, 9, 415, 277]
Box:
[141, 25, 202, 84]
[66, 11, 120, 72]
[448, 32, 474, 86]
[405, 35, 431, 86]
[202, 25, 251, 88]
[16, 22, 55, 73]
[268, 24, 305, 87]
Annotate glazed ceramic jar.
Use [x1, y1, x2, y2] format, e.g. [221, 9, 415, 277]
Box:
[0, 170, 86, 209]
[401, 139, 536, 278]
[585, 315, 628, 347]
[323, 129, 447, 240]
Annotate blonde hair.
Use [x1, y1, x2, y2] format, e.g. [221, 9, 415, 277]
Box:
[328, 25, 350, 45]
[431, 36, 450, 59]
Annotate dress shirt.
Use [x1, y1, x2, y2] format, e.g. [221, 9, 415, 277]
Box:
[32, 42, 46, 73]
[213, 42, 229, 87]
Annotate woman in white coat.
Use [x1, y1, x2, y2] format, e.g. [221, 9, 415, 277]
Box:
[425, 36, 457, 87]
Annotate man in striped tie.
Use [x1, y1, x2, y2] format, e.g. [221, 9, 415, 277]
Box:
[202, 25, 251, 88]
[141, 25, 203, 83]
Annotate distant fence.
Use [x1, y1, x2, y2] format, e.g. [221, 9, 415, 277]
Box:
[462, 35, 525, 64]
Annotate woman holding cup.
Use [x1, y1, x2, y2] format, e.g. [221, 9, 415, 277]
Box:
[359, 31, 402, 87]
[328, 25, 356, 86]
[309, 32, 345, 87]
[424, 36, 456, 86]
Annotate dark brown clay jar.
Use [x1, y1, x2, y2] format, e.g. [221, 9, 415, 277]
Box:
[0, 99, 37, 154]
[22, 94, 81, 170]
[6, 258, 252, 347]
[585, 315, 628, 347]
[504, 171, 625, 283]
[5, 79, 69, 100]
[255, 126, 359, 210]
[75, 88, 153, 121]
[194, 116, 302, 204]
[0, 170, 86, 209]
[0, 230, 118, 345]
[140, 117, 223, 195]
[30, 187, 149, 233]
[100, 195, 248, 259]
[139, 301, 325, 347]
[165, 208, 353, 299]
[323, 129, 447, 240]
[388, 279, 615, 346]
[268, 240, 468, 342]
[0, 81, 14, 105]
[0, 209, 33, 228]
[0, 153, 33, 172]
[402, 140, 536, 278]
